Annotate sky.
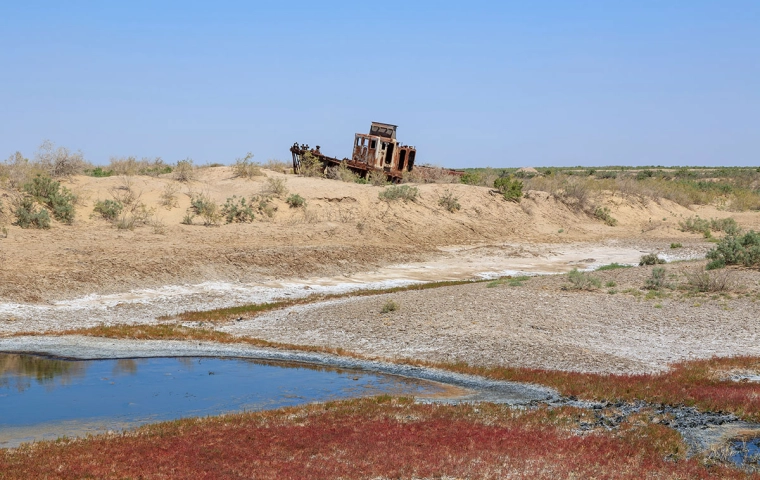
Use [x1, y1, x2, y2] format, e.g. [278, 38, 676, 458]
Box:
[1, 1, 758, 168]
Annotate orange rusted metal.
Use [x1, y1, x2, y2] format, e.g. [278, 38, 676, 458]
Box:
[290, 122, 462, 182]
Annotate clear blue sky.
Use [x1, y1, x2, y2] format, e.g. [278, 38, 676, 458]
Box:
[1, 1, 758, 168]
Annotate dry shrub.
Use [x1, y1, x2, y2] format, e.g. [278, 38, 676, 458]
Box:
[173, 159, 195, 182]
[326, 163, 360, 183]
[298, 152, 324, 177]
[264, 159, 292, 174]
[731, 190, 760, 211]
[232, 152, 263, 179]
[35, 140, 89, 177]
[403, 165, 459, 184]
[108, 156, 170, 177]
[438, 190, 461, 212]
[684, 268, 735, 292]
[159, 183, 180, 209]
[0, 152, 46, 189]
[262, 177, 288, 198]
[150, 216, 168, 235]
[368, 170, 388, 186]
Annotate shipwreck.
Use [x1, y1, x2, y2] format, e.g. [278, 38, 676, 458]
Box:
[290, 122, 462, 182]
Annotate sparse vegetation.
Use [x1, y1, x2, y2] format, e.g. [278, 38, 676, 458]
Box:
[596, 263, 632, 271]
[92, 199, 124, 221]
[262, 177, 288, 198]
[35, 140, 89, 177]
[679, 215, 741, 238]
[645, 267, 667, 290]
[378, 185, 418, 202]
[188, 192, 220, 226]
[438, 190, 461, 212]
[221, 196, 255, 223]
[107, 156, 171, 177]
[232, 152, 263, 179]
[159, 183, 180, 209]
[565, 268, 601, 290]
[594, 206, 618, 226]
[639, 253, 665, 266]
[705, 230, 760, 269]
[684, 268, 734, 292]
[670, 243, 682, 249]
[23, 174, 76, 224]
[326, 163, 360, 183]
[368, 170, 388, 186]
[380, 300, 399, 313]
[173, 158, 195, 182]
[84, 166, 114, 177]
[298, 152, 324, 177]
[493, 175, 523, 202]
[286, 193, 306, 208]
[11, 195, 50, 229]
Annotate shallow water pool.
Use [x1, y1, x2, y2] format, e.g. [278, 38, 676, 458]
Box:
[0, 353, 444, 447]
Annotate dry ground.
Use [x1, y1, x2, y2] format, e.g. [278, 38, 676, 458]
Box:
[220, 262, 760, 374]
[2, 166, 757, 303]
[1, 167, 759, 375]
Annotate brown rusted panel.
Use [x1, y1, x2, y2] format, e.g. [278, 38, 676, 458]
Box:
[293, 122, 443, 182]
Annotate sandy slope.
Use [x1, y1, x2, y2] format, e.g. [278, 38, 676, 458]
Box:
[1, 167, 758, 303]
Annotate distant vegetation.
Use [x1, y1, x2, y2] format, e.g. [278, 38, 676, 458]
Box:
[460, 166, 760, 212]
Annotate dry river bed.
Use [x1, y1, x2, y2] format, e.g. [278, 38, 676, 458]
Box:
[2, 240, 757, 375]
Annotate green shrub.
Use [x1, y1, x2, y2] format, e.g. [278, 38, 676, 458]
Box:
[639, 253, 665, 266]
[645, 267, 667, 290]
[460, 172, 482, 185]
[670, 243, 683, 249]
[710, 217, 741, 236]
[596, 263, 632, 271]
[678, 216, 711, 236]
[565, 268, 601, 290]
[438, 191, 461, 212]
[493, 175, 523, 202]
[706, 230, 760, 269]
[380, 300, 398, 313]
[23, 174, 76, 224]
[85, 166, 114, 177]
[594, 206, 618, 226]
[92, 199, 124, 221]
[188, 193, 220, 226]
[679, 216, 740, 238]
[221, 196, 255, 223]
[286, 193, 306, 208]
[378, 185, 418, 202]
[12, 196, 50, 229]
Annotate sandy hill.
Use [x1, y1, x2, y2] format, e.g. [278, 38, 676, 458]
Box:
[0, 166, 756, 302]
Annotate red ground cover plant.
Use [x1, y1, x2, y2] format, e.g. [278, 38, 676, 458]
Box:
[0, 398, 753, 479]
[442, 356, 760, 422]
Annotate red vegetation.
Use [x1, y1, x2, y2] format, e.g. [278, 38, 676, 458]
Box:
[0, 398, 754, 479]
[443, 356, 760, 421]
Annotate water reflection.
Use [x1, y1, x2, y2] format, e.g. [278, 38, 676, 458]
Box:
[0, 354, 86, 392]
[0, 353, 445, 447]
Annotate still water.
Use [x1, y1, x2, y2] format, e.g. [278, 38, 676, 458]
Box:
[0, 353, 444, 447]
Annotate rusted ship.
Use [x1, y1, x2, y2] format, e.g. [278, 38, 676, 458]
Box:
[290, 122, 462, 182]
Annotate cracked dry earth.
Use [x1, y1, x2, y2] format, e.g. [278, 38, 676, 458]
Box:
[221, 264, 760, 375]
